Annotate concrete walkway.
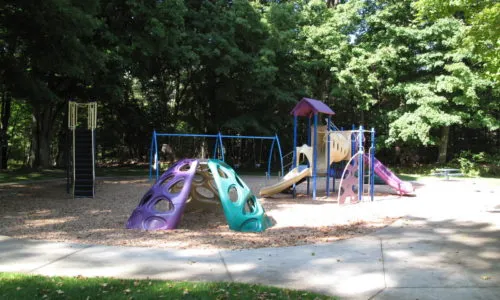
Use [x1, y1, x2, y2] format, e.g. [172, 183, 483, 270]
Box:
[1, 178, 499, 299]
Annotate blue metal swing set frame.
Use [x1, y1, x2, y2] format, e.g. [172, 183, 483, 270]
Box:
[149, 131, 284, 181]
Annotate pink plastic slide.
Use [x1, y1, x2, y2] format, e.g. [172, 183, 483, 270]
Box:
[365, 154, 414, 195]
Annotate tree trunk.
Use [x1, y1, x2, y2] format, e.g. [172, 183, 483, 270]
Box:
[38, 128, 52, 168]
[28, 113, 37, 168]
[55, 108, 68, 168]
[0, 90, 12, 169]
[327, 0, 341, 8]
[31, 108, 52, 168]
[30, 102, 65, 168]
[437, 125, 450, 164]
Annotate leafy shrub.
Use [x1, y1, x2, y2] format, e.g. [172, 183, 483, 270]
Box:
[452, 151, 500, 177]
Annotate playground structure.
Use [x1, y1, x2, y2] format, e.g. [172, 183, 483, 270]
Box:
[259, 98, 414, 202]
[67, 101, 97, 198]
[145, 98, 413, 210]
[127, 158, 271, 232]
[149, 131, 284, 181]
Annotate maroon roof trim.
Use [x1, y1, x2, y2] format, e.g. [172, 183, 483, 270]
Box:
[290, 98, 335, 117]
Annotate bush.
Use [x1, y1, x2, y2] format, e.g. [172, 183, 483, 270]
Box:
[453, 151, 500, 177]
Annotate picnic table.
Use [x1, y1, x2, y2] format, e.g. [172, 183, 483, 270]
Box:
[434, 168, 463, 180]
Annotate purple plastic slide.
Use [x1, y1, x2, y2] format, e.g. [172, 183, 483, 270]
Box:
[365, 154, 414, 195]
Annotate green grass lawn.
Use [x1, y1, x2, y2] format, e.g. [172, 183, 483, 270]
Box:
[395, 174, 421, 181]
[0, 166, 417, 184]
[0, 163, 496, 186]
[0, 165, 269, 184]
[0, 167, 150, 184]
[0, 168, 66, 184]
[0, 272, 336, 300]
[95, 166, 149, 177]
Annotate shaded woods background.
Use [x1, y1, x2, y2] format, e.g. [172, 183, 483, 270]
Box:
[0, 0, 498, 172]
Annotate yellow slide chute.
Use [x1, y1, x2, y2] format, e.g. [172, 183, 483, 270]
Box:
[259, 166, 311, 197]
[259, 127, 353, 197]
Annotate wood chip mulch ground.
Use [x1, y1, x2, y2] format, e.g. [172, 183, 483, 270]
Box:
[0, 178, 398, 250]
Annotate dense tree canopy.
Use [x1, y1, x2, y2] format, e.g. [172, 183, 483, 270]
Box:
[414, 0, 499, 81]
[0, 0, 498, 169]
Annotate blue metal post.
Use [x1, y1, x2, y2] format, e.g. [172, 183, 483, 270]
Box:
[220, 135, 275, 139]
[307, 117, 311, 195]
[292, 115, 298, 197]
[326, 116, 331, 196]
[213, 136, 219, 159]
[307, 117, 312, 145]
[149, 130, 155, 180]
[267, 137, 276, 179]
[275, 134, 284, 177]
[312, 113, 318, 200]
[351, 124, 356, 157]
[218, 132, 224, 162]
[370, 128, 375, 201]
[156, 133, 218, 138]
[358, 126, 364, 201]
[292, 115, 298, 169]
[154, 130, 159, 180]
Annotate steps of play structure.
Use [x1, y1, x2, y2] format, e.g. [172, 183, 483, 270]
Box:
[73, 128, 95, 198]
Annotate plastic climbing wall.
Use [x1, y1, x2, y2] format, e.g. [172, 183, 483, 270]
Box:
[126, 158, 271, 232]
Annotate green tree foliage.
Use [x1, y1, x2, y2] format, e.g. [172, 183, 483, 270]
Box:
[0, 0, 498, 169]
[413, 0, 500, 81]
[335, 0, 497, 162]
[0, 0, 110, 167]
[98, 0, 188, 159]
